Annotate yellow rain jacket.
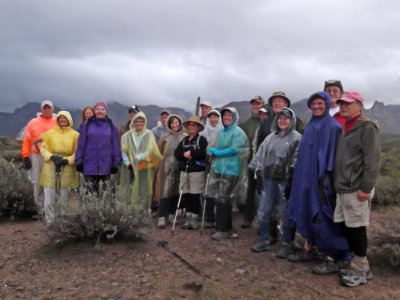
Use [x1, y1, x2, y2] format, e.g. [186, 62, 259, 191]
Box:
[120, 112, 162, 207]
[39, 111, 79, 189]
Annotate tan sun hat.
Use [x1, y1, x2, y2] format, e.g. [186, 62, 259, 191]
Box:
[183, 115, 205, 132]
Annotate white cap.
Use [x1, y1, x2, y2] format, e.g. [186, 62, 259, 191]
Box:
[41, 100, 54, 109]
[200, 101, 212, 108]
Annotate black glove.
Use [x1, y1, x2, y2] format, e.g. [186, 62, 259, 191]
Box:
[255, 170, 263, 195]
[23, 157, 32, 170]
[110, 166, 118, 174]
[128, 164, 133, 173]
[60, 159, 69, 166]
[76, 163, 83, 172]
[128, 164, 135, 181]
[50, 155, 63, 167]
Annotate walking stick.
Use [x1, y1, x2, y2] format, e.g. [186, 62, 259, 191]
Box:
[200, 155, 212, 235]
[54, 163, 62, 222]
[171, 160, 189, 235]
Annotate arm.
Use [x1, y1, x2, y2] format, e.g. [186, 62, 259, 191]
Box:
[111, 123, 121, 167]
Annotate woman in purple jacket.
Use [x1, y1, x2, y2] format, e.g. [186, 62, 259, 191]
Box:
[75, 101, 121, 191]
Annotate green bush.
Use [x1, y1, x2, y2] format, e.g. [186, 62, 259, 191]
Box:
[49, 180, 150, 243]
[0, 157, 36, 217]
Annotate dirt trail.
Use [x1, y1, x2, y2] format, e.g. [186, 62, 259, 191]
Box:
[0, 210, 399, 299]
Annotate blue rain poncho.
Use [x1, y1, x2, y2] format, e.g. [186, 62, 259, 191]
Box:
[206, 107, 250, 204]
[288, 92, 351, 261]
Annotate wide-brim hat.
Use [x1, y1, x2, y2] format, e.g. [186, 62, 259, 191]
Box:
[200, 101, 212, 108]
[268, 91, 291, 107]
[324, 79, 344, 92]
[183, 115, 205, 132]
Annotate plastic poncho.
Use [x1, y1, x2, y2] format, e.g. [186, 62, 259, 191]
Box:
[201, 110, 223, 144]
[206, 107, 250, 204]
[249, 108, 301, 181]
[39, 111, 79, 189]
[288, 92, 351, 261]
[153, 114, 187, 202]
[120, 112, 162, 207]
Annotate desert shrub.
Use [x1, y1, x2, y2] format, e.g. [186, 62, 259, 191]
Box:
[0, 157, 36, 217]
[49, 180, 150, 243]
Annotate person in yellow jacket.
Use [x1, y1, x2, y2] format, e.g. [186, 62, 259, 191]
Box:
[39, 111, 79, 223]
[120, 112, 162, 209]
[21, 100, 57, 217]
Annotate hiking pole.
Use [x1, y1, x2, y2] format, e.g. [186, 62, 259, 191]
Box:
[200, 155, 213, 235]
[171, 159, 189, 235]
[55, 163, 62, 222]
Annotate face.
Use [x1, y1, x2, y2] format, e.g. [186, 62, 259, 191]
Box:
[84, 108, 94, 121]
[170, 118, 180, 132]
[310, 98, 326, 117]
[222, 111, 233, 127]
[339, 101, 363, 120]
[201, 105, 211, 118]
[272, 97, 288, 114]
[57, 115, 69, 128]
[160, 113, 169, 126]
[277, 114, 290, 131]
[41, 105, 54, 118]
[259, 112, 268, 121]
[133, 117, 145, 131]
[324, 86, 343, 107]
[208, 114, 219, 127]
[186, 122, 199, 135]
[95, 106, 107, 118]
[251, 101, 263, 115]
[128, 111, 136, 121]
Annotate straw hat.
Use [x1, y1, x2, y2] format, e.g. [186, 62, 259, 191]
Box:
[183, 115, 205, 132]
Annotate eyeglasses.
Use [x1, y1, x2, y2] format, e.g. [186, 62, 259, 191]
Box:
[325, 88, 341, 94]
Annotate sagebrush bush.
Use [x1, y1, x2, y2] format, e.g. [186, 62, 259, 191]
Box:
[0, 157, 36, 217]
[49, 180, 150, 242]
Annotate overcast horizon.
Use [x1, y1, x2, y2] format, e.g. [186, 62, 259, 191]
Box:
[1, 0, 400, 113]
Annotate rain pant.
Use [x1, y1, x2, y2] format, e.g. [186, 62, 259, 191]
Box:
[288, 92, 351, 261]
[120, 112, 162, 207]
[206, 107, 250, 205]
[153, 114, 186, 203]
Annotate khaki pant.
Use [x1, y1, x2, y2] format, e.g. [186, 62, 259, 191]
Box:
[179, 171, 205, 194]
[30, 153, 44, 213]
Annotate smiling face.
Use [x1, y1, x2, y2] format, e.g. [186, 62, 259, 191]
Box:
[251, 101, 263, 115]
[339, 101, 363, 120]
[160, 113, 169, 126]
[95, 106, 107, 118]
[310, 98, 326, 117]
[186, 121, 200, 136]
[208, 114, 219, 127]
[133, 117, 145, 132]
[271, 97, 288, 114]
[201, 105, 211, 119]
[57, 115, 69, 128]
[277, 114, 290, 132]
[222, 111, 233, 127]
[41, 105, 54, 118]
[324, 86, 343, 107]
[170, 117, 181, 132]
[84, 108, 94, 121]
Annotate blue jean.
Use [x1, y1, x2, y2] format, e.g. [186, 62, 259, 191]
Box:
[258, 178, 291, 243]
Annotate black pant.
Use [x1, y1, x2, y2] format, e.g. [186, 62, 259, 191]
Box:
[158, 196, 178, 218]
[341, 223, 368, 257]
[243, 169, 257, 223]
[205, 197, 215, 222]
[216, 202, 233, 232]
[183, 193, 200, 214]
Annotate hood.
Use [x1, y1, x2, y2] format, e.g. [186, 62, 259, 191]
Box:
[208, 109, 223, 129]
[271, 107, 297, 135]
[307, 91, 331, 119]
[56, 111, 73, 128]
[166, 114, 184, 134]
[355, 114, 381, 133]
[221, 107, 239, 128]
[129, 111, 147, 133]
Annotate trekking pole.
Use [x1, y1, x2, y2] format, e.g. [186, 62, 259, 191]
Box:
[171, 160, 189, 235]
[55, 164, 62, 222]
[200, 155, 213, 235]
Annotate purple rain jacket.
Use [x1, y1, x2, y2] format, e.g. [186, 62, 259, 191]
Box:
[75, 116, 121, 176]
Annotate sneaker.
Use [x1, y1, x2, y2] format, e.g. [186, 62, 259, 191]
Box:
[339, 268, 373, 280]
[181, 212, 191, 229]
[189, 214, 198, 229]
[276, 242, 293, 259]
[251, 239, 271, 252]
[312, 259, 339, 275]
[157, 217, 166, 229]
[340, 272, 367, 287]
[241, 220, 252, 228]
[211, 231, 229, 241]
[288, 248, 316, 262]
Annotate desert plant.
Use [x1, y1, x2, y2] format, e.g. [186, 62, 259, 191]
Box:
[49, 180, 150, 243]
[0, 157, 36, 217]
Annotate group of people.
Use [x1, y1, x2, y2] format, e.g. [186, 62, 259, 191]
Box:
[21, 79, 380, 287]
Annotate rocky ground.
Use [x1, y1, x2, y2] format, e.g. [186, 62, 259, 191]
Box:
[0, 209, 399, 300]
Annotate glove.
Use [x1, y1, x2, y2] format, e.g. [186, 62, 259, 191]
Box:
[255, 170, 263, 195]
[60, 159, 69, 166]
[76, 163, 84, 172]
[127, 164, 135, 181]
[110, 166, 118, 174]
[50, 155, 63, 167]
[128, 164, 133, 173]
[23, 157, 32, 170]
[284, 184, 292, 199]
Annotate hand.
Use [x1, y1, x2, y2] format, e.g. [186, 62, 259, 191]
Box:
[255, 170, 263, 195]
[23, 157, 32, 169]
[358, 189, 370, 201]
[110, 166, 118, 174]
[128, 164, 133, 173]
[60, 159, 69, 166]
[50, 155, 63, 166]
[183, 151, 191, 159]
[76, 164, 83, 172]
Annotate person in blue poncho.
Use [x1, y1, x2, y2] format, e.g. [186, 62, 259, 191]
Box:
[287, 91, 351, 274]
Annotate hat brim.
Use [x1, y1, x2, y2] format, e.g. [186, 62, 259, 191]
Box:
[268, 96, 291, 107]
[183, 120, 204, 132]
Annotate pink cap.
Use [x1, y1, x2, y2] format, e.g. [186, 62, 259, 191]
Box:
[337, 91, 364, 104]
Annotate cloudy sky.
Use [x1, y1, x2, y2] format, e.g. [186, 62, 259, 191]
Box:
[1, 0, 400, 113]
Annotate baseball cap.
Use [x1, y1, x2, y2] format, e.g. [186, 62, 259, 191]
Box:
[324, 79, 343, 91]
[160, 109, 171, 115]
[337, 91, 364, 104]
[41, 100, 54, 109]
[200, 101, 212, 108]
[250, 96, 264, 104]
[128, 105, 140, 113]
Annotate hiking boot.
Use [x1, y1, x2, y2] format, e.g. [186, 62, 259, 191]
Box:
[189, 214, 198, 229]
[168, 214, 176, 224]
[312, 259, 339, 275]
[276, 242, 293, 259]
[288, 248, 316, 262]
[339, 268, 373, 280]
[251, 239, 271, 252]
[211, 231, 229, 241]
[241, 220, 252, 228]
[340, 271, 367, 287]
[181, 212, 191, 229]
[157, 217, 166, 229]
